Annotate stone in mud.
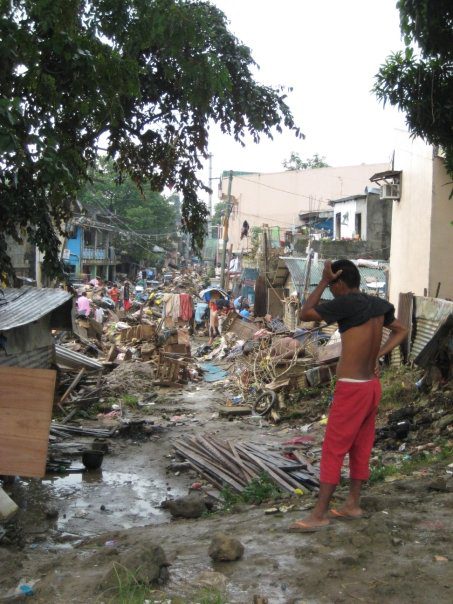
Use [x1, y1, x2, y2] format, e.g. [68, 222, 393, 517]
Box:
[194, 570, 227, 590]
[427, 478, 448, 492]
[208, 532, 244, 561]
[99, 543, 169, 592]
[161, 494, 207, 519]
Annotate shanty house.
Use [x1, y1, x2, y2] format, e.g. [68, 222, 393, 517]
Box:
[0, 287, 73, 369]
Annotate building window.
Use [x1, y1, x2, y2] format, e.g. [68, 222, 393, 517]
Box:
[355, 213, 362, 239]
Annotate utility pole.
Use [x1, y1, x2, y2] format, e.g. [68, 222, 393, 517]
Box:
[220, 170, 233, 289]
[208, 153, 213, 217]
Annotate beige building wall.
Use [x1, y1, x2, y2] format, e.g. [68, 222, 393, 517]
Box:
[429, 156, 453, 300]
[389, 134, 453, 305]
[219, 163, 389, 253]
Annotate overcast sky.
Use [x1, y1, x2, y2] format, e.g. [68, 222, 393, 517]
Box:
[201, 0, 407, 204]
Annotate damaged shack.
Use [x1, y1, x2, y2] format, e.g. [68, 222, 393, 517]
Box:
[0, 287, 73, 368]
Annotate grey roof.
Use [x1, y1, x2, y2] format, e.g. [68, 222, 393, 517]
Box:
[0, 287, 72, 331]
[55, 344, 103, 370]
[279, 257, 388, 300]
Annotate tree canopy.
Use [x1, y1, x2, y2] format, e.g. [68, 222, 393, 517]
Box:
[78, 160, 177, 266]
[211, 201, 227, 227]
[0, 0, 302, 279]
[374, 0, 453, 181]
[282, 152, 329, 171]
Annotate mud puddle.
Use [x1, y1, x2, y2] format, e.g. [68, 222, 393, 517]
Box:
[7, 437, 191, 544]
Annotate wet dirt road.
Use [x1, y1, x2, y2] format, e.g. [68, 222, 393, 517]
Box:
[1, 370, 452, 603]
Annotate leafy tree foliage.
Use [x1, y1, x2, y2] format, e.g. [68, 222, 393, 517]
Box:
[374, 1, 453, 181]
[211, 201, 227, 227]
[78, 160, 177, 266]
[283, 152, 329, 171]
[0, 0, 301, 279]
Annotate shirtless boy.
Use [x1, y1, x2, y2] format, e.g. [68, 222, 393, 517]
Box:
[290, 259, 408, 532]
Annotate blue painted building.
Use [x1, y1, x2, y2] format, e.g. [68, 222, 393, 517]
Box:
[63, 217, 117, 281]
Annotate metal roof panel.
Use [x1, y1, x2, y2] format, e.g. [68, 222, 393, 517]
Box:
[0, 287, 72, 331]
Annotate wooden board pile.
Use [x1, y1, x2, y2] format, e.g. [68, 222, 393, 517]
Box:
[174, 435, 319, 494]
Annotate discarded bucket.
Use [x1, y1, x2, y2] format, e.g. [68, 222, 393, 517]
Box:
[82, 450, 104, 470]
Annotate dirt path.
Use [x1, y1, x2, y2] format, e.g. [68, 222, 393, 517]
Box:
[0, 371, 452, 603]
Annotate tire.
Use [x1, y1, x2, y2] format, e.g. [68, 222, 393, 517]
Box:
[253, 390, 277, 416]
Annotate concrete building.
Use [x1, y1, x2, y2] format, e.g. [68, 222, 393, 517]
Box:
[329, 189, 393, 260]
[374, 132, 453, 305]
[218, 163, 389, 254]
[64, 214, 116, 282]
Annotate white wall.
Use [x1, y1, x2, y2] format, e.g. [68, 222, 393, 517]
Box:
[389, 134, 434, 305]
[219, 163, 389, 253]
[332, 198, 367, 240]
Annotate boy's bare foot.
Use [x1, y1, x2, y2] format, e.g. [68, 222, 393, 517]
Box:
[328, 506, 366, 520]
[288, 513, 330, 533]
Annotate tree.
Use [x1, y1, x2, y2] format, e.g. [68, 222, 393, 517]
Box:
[283, 152, 329, 171]
[374, 1, 453, 183]
[78, 160, 176, 266]
[0, 0, 302, 279]
[211, 201, 227, 227]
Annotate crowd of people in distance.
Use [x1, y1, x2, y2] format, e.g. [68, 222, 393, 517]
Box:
[75, 277, 133, 319]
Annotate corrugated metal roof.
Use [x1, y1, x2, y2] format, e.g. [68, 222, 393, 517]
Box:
[55, 344, 103, 370]
[0, 287, 72, 331]
[409, 296, 453, 361]
[281, 257, 388, 300]
[0, 344, 54, 369]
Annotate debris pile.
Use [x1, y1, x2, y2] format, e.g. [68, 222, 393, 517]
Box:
[174, 435, 320, 494]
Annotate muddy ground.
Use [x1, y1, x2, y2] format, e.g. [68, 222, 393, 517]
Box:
[0, 361, 452, 603]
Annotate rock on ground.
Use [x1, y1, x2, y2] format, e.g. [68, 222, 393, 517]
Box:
[99, 543, 169, 593]
[162, 494, 208, 519]
[208, 532, 244, 561]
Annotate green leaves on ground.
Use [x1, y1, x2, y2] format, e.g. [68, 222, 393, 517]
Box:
[220, 473, 282, 508]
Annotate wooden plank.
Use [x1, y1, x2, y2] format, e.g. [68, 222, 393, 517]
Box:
[59, 368, 85, 404]
[174, 441, 245, 491]
[199, 436, 246, 479]
[236, 445, 300, 493]
[0, 367, 56, 478]
[183, 437, 248, 485]
[227, 441, 256, 482]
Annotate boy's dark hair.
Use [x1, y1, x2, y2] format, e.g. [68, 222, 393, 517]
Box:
[331, 259, 361, 289]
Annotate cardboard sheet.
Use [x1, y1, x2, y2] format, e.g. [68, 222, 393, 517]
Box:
[0, 366, 56, 477]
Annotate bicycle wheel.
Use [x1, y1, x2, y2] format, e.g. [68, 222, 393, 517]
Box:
[252, 390, 277, 416]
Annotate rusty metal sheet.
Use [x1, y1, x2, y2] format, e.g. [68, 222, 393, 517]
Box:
[409, 297, 453, 362]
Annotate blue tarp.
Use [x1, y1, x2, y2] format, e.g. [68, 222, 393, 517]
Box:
[200, 362, 228, 383]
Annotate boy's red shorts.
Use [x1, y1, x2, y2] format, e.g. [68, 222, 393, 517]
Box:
[320, 378, 381, 484]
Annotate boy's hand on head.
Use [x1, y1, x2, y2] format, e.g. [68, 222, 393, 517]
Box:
[321, 260, 343, 284]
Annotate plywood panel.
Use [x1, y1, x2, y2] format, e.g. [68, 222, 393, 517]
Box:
[0, 367, 56, 478]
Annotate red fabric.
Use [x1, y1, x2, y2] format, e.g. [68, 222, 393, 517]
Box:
[123, 299, 132, 311]
[179, 293, 193, 321]
[320, 378, 381, 484]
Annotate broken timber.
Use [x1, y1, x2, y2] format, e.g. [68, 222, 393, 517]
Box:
[173, 435, 319, 494]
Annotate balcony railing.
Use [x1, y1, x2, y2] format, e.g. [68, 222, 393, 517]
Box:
[82, 247, 116, 262]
